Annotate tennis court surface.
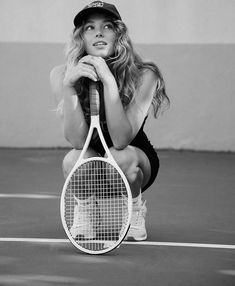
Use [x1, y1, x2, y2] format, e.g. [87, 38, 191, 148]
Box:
[0, 149, 235, 286]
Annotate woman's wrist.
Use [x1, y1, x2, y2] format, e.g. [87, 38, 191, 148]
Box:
[102, 75, 117, 90]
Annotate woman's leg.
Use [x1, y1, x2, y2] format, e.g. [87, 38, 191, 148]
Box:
[62, 148, 99, 178]
[63, 145, 152, 196]
[106, 146, 151, 198]
[63, 148, 100, 239]
[106, 146, 152, 241]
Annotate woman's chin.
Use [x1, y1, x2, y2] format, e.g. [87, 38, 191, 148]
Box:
[88, 50, 111, 59]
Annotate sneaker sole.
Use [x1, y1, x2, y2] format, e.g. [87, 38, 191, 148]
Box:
[125, 234, 147, 241]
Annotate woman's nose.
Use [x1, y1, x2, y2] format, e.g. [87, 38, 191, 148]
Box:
[96, 31, 104, 38]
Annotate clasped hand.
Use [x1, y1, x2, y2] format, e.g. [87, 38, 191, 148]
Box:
[63, 55, 114, 87]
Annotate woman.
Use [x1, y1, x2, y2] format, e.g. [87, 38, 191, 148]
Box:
[50, 1, 169, 241]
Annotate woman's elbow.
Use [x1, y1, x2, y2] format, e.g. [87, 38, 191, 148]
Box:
[65, 136, 85, 150]
[64, 130, 86, 150]
[112, 133, 133, 150]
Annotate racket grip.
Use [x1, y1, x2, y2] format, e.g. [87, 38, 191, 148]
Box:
[89, 81, 100, 116]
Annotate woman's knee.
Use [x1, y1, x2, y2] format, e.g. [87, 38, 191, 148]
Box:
[106, 146, 151, 188]
[127, 165, 144, 186]
[62, 147, 100, 178]
[107, 146, 141, 180]
[62, 149, 81, 178]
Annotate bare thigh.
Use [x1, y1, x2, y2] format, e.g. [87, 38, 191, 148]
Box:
[62, 148, 99, 178]
[107, 146, 151, 190]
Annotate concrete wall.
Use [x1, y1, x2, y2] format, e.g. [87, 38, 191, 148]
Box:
[0, 0, 235, 151]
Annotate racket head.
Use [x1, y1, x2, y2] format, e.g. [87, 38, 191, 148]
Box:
[60, 156, 132, 254]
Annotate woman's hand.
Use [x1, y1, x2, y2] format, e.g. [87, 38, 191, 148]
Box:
[79, 55, 115, 85]
[63, 59, 98, 87]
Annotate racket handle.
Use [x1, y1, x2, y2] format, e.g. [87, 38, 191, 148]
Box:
[89, 81, 100, 116]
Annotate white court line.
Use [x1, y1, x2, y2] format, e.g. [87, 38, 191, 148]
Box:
[0, 194, 58, 199]
[0, 238, 235, 250]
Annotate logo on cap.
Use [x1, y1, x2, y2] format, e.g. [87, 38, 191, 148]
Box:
[88, 1, 104, 8]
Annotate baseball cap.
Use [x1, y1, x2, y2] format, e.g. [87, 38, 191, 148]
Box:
[73, 1, 122, 27]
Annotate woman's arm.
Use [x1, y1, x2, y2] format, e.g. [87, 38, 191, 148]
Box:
[103, 69, 158, 149]
[62, 85, 89, 149]
[102, 77, 133, 149]
[50, 65, 89, 149]
[125, 69, 158, 136]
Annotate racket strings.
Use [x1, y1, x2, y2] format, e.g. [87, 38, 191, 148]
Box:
[64, 160, 130, 252]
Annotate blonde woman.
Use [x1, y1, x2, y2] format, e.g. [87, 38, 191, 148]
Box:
[50, 1, 169, 241]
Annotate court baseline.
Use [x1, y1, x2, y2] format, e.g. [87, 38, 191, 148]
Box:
[0, 237, 235, 250]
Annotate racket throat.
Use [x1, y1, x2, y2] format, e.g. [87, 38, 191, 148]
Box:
[78, 115, 100, 161]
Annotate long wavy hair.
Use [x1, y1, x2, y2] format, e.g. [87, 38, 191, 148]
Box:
[64, 17, 169, 119]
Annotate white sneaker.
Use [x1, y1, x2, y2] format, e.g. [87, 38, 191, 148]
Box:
[70, 197, 100, 239]
[125, 200, 147, 241]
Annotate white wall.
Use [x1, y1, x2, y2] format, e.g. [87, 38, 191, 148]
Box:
[1, 0, 235, 44]
[0, 0, 235, 151]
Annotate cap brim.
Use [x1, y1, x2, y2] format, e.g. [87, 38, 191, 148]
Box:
[74, 7, 121, 27]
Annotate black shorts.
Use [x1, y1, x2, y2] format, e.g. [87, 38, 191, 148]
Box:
[130, 131, 159, 192]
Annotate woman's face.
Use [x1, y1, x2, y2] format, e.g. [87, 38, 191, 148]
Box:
[82, 13, 116, 58]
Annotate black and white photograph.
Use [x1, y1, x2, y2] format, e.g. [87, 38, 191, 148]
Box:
[0, 0, 235, 285]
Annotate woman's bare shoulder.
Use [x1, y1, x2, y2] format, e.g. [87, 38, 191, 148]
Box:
[142, 67, 158, 82]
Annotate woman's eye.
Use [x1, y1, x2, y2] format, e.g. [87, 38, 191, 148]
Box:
[84, 25, 94, 31]
[104, 23, 114, 30]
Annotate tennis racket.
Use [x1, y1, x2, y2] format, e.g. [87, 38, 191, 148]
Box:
[60, 80, 132, 254]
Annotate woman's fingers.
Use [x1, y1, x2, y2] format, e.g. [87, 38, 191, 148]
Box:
[64, 62, 98, 85]
[79, 56, 112, 83]
[79, 63, 98, 81]
[79, 56, 103, 69]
